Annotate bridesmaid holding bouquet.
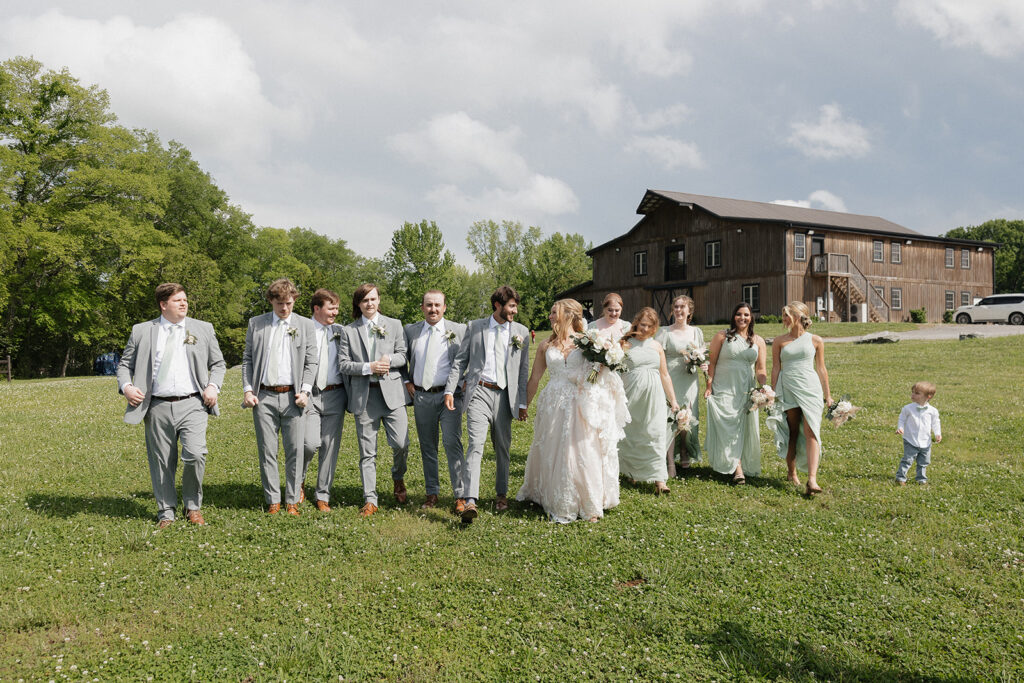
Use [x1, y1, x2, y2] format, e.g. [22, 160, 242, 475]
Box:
[766, 301, 832, 495]
[704, 303, 768, 484]
[656, 295, 705, 474]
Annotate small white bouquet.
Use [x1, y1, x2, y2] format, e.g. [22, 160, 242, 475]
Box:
[826, 394, 860, 427]
[748, 384, 776, 413]
[681, 342, 709, 375]
[667, 405, 697, 436]
[573, 329, 628, 383]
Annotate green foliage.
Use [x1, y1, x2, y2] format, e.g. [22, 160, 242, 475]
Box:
[756, 314, 782, 324]
[943, 310, 954, 323]
[943, 218, 1024, 293]
[909, 307, 927, 323]
[382, 220, 458, 323]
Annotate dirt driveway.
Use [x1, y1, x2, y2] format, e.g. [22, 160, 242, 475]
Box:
[826, 323, 1024, 343]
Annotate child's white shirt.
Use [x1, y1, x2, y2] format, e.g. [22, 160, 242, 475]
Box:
[898, 402, 941, 449]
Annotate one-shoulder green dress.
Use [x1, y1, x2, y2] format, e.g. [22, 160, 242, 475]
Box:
[656, 325, 704, 466]
[618, 338, 669, 482]
[766, 332, 824, 473]
[705, 334, 761, 477]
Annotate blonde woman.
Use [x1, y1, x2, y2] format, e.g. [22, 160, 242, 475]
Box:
[587, 292, 630, 341]
[517, 299, 628, 522]
[766, 301, 832, 495]
[618, 307, 679, 494]
[656, 295, 705, 474]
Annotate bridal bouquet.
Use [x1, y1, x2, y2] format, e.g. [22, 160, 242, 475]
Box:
[826, 394, 860, 427]
[668, 405, 697, 436]
[573, 329, 627, 383]
[681, 342, 709, 374]
[748, 384, 776, 413]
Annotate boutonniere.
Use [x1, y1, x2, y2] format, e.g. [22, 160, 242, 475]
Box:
[510, 335, 523, 350]
[286, 326, 298, 338]
[183, 331, 197, 345]
[331, 331, 341, 341]
[370, 323, 387, 338]
[444, 330, 457, 343]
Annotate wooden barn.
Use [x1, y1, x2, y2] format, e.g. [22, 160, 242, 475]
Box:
[562, 190, 998, 324]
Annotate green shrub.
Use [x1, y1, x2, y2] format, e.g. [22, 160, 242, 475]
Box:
[943, 310, 954, 323]
[757, 314, 782, 323]
[910, 307, 927, 323]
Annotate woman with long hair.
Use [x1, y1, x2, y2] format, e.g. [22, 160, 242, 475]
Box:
[656, 294, 705, 474]
[617, 307, 679, 494]
[765, 301, 832, 495]
[587, 292, 630, 341]
[704, 303, 768, 484]
[517, 299, 628, 522]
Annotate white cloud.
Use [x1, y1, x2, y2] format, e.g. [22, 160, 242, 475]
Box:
[625, 135, 704, 171]
[772, 190, 848, 213]
[787, 103, 871, 160]
[896, 0, 1024, 57]
[628, 103, 693, 132]
[0, 10, 305, 164]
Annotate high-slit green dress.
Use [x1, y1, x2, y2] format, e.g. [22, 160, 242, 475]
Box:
[766, 332, 824, 473]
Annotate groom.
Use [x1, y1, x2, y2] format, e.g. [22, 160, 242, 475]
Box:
[444, 285, 530, 522]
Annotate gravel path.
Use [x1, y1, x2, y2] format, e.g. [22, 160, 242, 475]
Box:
[825, 324, 1024, 343]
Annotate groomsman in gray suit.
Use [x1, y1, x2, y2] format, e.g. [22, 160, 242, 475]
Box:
[403, 290, 467, 509]
[444, 285, 530, 522]
[338, 283, 409, 517]
[300, 289, 348, 512]
[117, 283, 226, 528]
[242, 278, 318, 516]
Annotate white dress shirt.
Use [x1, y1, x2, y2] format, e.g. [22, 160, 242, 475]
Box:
[262, 314, 295, 387]
[898, 402, 942, 449]
[414, 319, 452, 388]
[151, 316, 200, 397]
[360, 314, 381, 377]
[481, 316, 510, 385]
[314, 320, 343, 386]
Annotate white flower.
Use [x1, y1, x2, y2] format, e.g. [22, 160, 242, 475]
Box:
[600, 337, 613, 351]
[836, 400, 852, 413]
[606, 345, 625, 365]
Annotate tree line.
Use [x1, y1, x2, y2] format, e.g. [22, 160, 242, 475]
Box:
[0, 57, 591, 377]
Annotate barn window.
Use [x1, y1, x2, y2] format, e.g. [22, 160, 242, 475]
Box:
[705, 240, 721, 268]
[890, 242, 901, 264]
[961, 291, 970, 307]
[945, 248, 954, 268]
[633, 250, 647, 276]
[794, 233, 806, 261]
[960, 248, 970, 269]
[742, 283, 760, 312]
[664, 245, 686, 281]
[873, 240, 883, 262]
[945, 291, 955, 311]
[891, 287, 903, 310]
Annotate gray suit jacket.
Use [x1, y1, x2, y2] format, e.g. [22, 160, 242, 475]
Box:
[241, 312, 318, 395]
[402, 319, 467, 395]
[445, 316, 530, 416]
[117, 317, 226, 425]
[338, 314, 407, 413]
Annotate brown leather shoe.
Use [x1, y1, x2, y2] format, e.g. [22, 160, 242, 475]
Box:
[315, 500, 331, 512]
[495, 495, 509, 511]
[156, 519, 174, 529]
[454, 498, 466, 514]
[267, 503, 281, 515]
[461, 501, 478, 523]
[359, 502, 378, 517]
[421, 494, 438, 509]
[299, 487, 306, 504]
[286, 503, 300, 516]
[185, 509, 206, 526]
[393, 479, 407, 504]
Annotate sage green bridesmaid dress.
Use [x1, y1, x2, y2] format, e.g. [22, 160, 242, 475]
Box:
[705, 334, 761, 477]
[656, 325, 704, 465]
[618, 338, 669, 482]
[766, 332, 824, 473]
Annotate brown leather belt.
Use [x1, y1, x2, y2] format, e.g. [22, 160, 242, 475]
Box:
[414, 385, 445, 393]
[478, 380, 503, 391]
[320, 383, 343, 392]
[153, 392, 201, 402]
[261, 385, 293, 394]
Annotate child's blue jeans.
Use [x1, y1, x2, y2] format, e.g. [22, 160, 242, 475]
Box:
[896, 439, 931, 483]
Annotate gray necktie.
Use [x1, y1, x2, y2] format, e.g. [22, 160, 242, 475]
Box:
[268, 320, 284, 385]
[420, 326, 438, 388]
[316, 327, 329, 390]
[156, 324, 181, 385]
[494, 324, 507, 390]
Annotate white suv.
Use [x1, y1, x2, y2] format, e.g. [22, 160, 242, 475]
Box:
[954, 294, 1024, 325]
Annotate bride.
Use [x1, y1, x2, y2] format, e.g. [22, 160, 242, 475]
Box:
[516, 299, 629, 523]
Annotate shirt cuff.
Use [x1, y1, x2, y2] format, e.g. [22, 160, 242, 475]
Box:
[300, 383, 312, 394]
[518, 403, 527, 410]
[206, 383, 219, 394]
[243, 385, 253, 393]
[361, 362, 372, 375]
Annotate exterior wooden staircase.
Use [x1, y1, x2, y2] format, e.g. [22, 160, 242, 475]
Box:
[811, 253, 891, 323]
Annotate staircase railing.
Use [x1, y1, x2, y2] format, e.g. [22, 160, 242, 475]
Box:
[846, 257, 890, 322]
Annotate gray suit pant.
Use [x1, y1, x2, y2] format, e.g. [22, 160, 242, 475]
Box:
[413, 390, 465, 497]
[464, 385, 512, 502]
[302, 387, 346, 502]
[352, 384, 409, 505]
[253, 389, 304, 505]
[144, 396, 208, 521]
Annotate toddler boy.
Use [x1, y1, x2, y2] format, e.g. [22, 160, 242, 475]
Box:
[896, 381, 941, 485]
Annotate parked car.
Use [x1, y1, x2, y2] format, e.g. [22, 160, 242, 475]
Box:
[954, 294, 1024, 325]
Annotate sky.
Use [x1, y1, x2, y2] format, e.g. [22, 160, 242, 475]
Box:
[2, 0, 1022, 265]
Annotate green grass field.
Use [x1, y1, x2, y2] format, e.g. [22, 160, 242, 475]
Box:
[1, 332, 1022, 681]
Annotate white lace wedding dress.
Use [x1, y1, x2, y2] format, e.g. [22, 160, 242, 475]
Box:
[516, 347, 630, 523]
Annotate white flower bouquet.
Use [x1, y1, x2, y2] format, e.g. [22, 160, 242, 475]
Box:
[826, 394, 860, 427]
[573, 329, 628, 383]
[667, 405, 697, 436]
[681, 342, 709, 375]
[748, 384, 776, 413]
